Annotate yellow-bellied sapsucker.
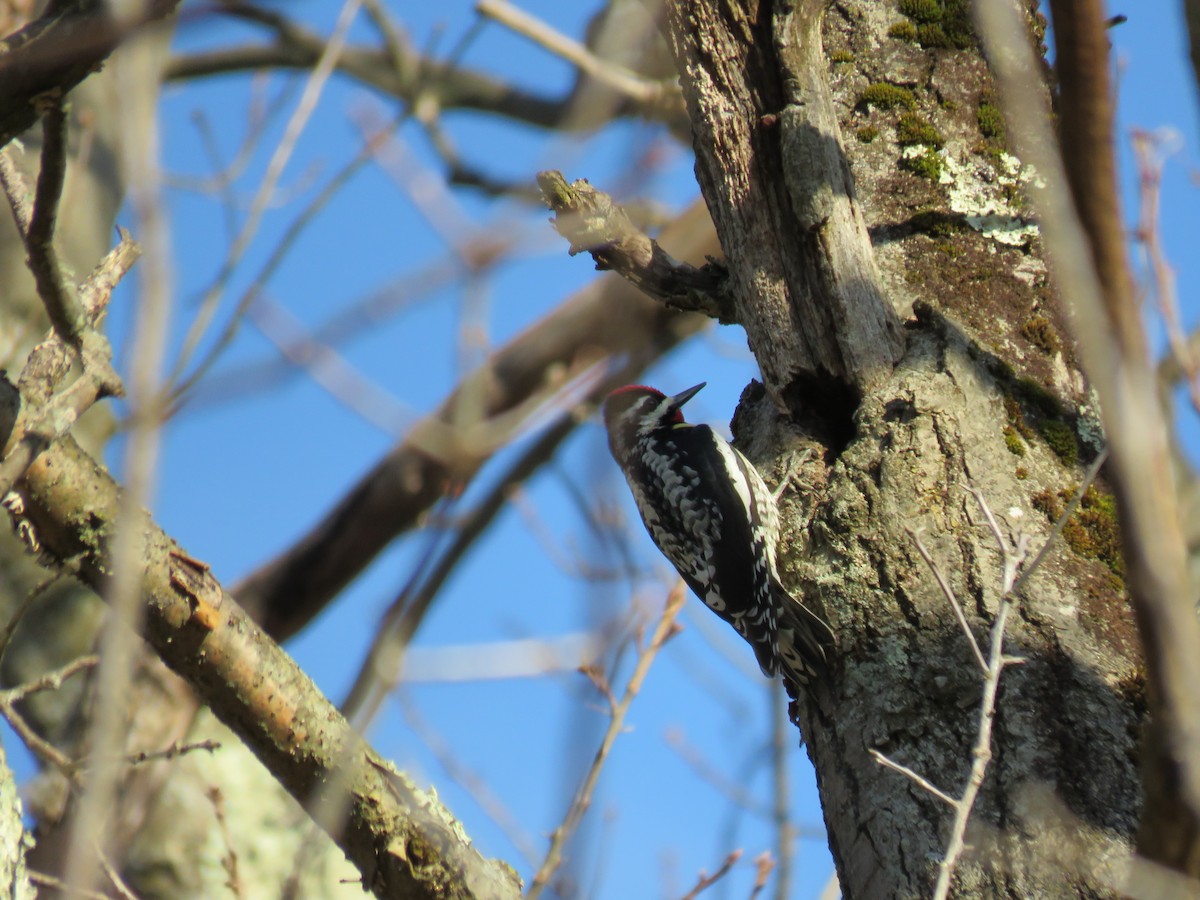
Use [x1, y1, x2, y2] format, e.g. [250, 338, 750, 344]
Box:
[603, 382, 834, 688]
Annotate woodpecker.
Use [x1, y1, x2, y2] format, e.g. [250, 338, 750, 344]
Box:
[603, 382, 834, 688]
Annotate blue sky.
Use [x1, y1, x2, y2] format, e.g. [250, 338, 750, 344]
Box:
[10, 3, 1200, 898]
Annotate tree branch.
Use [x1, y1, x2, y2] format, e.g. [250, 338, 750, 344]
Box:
[236, 199, 717, 639]
[0, 0, 179, 150]
[538, 170, 733, 320]
[526, 583, 686, 899]
[164, 7, 568, 131]
[6, 428, 520, 900]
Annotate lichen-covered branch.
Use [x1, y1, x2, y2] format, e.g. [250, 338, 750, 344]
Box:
[2, 426, 520, 900]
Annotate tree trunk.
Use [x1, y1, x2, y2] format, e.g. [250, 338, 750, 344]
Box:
[665, 1, 1141, 895]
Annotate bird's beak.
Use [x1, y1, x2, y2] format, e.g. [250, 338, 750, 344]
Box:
[668, 382, 706, 411]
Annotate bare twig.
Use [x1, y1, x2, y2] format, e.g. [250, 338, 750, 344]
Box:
[208, 787, 244, 898]
[96, 844, 139, 900]
[1, 697, 75, 773]
[126, 739, 221, 766]
[0, 656, 98, 774]
[29, 870, 111, 900]
[907, 526, 987, 672]
[171, 0, 366, 388]
[1, 654, 97, 705]
[476, 0, 669, 105]
[677, 849, 742, 900]
[769, 688, 792, 900]
[932, 592, 1015, 900]
[1130, 130, 1200, 416]
[79, 231, 141, 318]
[27, 95, 87, 347]
[527, 582, 687, 898]
[867, 749, 958, 807]
[887, 481, 1072, 898]
[751, 851, 776, 900]
[0, 148, 33, 233]
[0, 570, 64, 666]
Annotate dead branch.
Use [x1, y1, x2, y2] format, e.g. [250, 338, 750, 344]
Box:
[538, 170, 733, 320]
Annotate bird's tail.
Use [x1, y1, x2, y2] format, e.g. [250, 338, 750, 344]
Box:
[772, 581, 835, 689]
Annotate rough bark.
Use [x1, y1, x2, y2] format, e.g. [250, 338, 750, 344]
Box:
[664, 1, 1144, 896]
[662, 0, 903, 416]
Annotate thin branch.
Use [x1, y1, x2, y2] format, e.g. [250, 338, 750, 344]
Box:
[931, 489, 1029, 899]
[868, 750, 958, 808]
[208, 788, 244, 899]
[1, 696, 75, 773]
[906, 526, 987, 672]
[126, 739, 221, 766]
[677, 849, 742, 900]
[0, 570, 64, 666]
[0, 146, 32, 233]
[340, 413, 580, 722]
[931, 593, 1015, 900]
[538, 170, 733, 320]
[964, 484, 1030, 592]
[1130, 130, 1200, 417]
[164, 9, 568, 130]
[886, 484, 1051, 898]
[0, 654, 98, 705]
[29, 870, 112, 900]
[96, 845, 139, 900]
[769, 688, 793, 900]
[27, 95, 87, 347]
[0, 656, 98, 774]
[750, 851, 775, 900]
[527, 582, 687, 899]
[170, 0, 366, 389]
[476, 0, 668, 105]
